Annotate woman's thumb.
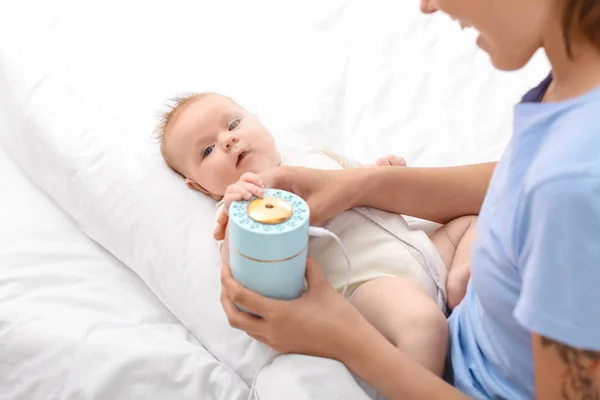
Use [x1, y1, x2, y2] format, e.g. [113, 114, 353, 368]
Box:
[305, 257, 326, 286]
[213, 211, 229, 240]
[260, 166, 290, 190]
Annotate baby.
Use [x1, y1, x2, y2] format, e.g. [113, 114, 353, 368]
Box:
[156, 92, 476, 377]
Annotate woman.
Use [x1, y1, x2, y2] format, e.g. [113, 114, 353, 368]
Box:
[217, 0, 600, 398]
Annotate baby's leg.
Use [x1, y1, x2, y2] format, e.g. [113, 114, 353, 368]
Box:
[428, 215, 477, 310]
[351, 277, 448, 376]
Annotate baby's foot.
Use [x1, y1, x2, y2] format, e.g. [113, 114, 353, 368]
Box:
[446, 262, 470, 310]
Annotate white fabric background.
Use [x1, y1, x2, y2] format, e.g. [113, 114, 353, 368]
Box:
[0, 0, 550, 398]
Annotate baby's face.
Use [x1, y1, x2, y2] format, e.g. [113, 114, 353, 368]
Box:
[164, 94, 280, 197]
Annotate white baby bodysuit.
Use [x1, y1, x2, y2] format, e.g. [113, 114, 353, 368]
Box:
[216, 145, 447, 309]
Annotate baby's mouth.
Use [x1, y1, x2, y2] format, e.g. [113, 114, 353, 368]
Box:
[236, 151, 248, 167]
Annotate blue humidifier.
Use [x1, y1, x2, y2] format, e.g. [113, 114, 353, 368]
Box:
[228, 189, 310, 302]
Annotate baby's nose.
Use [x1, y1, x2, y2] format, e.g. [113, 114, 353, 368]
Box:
[223, 135, 239, 150]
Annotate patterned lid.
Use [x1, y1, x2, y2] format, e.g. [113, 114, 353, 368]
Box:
[229, 189, 310, 234]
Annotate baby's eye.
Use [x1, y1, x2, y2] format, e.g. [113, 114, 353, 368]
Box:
[202, 145, 215, 158]
[228, 118, 241, 131]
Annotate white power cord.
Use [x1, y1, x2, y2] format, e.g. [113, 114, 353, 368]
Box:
[308, 226, 352, 298]
[248, 227, 352, 400]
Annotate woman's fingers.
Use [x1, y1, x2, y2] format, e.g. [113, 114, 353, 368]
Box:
[219, 259, 362, 359]
[213, 211, 229, 240]
[221, 264, 276, 320]
[217, 210, 229, 226]
[304, 257, 327, 287]
[220, 283, 263, 332]
[260, 165, 356, 225]
[259, 166, 293, 192]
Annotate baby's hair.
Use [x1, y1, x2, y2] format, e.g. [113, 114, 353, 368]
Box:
[153, 92, 210, 176]
[563, 0, 600, 57]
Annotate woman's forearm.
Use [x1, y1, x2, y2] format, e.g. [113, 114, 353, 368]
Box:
[352, 162, 496, 224]
[341, 322, 469, 400]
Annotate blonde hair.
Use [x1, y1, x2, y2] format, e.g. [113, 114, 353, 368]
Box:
[153, 92, 204, 176]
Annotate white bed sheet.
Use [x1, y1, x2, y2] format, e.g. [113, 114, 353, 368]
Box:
[0, 147, 249, 399]
[0, 152, 375, 400]
[0, 0, 552, 398]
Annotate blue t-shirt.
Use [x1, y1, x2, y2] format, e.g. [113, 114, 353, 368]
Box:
[448, 75, 600, 399]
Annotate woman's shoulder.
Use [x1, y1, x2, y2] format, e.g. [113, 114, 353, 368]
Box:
[522, 88, 600, 191]
[556, 85, 600, 133]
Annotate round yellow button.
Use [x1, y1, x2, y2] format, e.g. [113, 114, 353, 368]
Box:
[247, 197, 293, 224]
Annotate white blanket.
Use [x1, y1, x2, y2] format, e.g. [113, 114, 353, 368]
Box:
[0, 147, 250, 399]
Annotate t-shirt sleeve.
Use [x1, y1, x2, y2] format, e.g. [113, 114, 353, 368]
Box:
[514, 177, 600, 350]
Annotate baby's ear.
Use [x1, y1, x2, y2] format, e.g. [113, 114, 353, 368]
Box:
[185, 178, 222, 201]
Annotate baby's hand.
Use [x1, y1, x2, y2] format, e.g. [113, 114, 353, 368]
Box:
[375, 155, 407, 167]
[223, 172, 264, 214]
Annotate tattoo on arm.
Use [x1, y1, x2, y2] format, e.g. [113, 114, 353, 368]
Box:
[540, 337, 600, 400]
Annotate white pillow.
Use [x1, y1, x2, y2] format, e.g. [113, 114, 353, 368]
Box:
[0, 1, 277, 384]
[0, 149, 251, 400]
[0, 0, 550, 392]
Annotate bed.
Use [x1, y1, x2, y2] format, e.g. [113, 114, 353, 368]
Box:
[0, 1, 549, 399]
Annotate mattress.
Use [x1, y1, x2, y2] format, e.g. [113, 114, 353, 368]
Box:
[0, 0, 550, 398]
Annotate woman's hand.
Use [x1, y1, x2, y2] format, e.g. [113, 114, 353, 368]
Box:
[221, 258, 467, 400]
[220, 257, 369, 359]
[215, 166, 362, 240]
[260, 166, 364, 224]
